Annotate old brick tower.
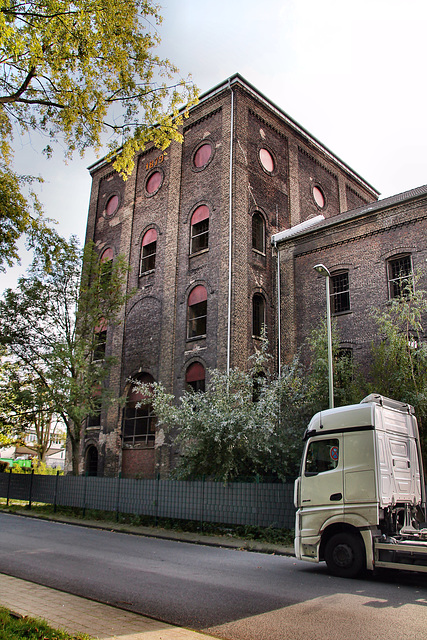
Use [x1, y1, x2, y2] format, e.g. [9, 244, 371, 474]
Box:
[81, 74, 380, 478]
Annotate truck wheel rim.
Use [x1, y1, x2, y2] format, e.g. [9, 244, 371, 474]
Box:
[333, 544, 353, 567]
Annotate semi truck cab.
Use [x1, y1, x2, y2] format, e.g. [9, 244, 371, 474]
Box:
[294, 394, 427, 577]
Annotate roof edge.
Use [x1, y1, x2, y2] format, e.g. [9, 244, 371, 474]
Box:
[194, 74, 379, 197]
[271, 183, 427, 246]
[87, 73, 379, 196]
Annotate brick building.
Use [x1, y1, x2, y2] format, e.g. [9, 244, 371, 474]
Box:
[273, 185, 427, 371]
[80, 73, 424, 478]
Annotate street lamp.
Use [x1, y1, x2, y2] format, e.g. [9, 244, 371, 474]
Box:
[313, 263, 334, 409]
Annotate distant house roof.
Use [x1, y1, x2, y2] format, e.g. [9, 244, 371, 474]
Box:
[271, 183, 427, 246]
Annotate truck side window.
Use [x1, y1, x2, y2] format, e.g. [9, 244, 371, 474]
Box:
[305, 439, 339, 476]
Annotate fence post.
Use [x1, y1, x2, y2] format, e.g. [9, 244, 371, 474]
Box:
[82, 472, 88, 517]
[200, 476, 205, 532]
[28, 469, 34, 510]
[155, 473, 160, 527]
[115, 473, 121, 523]
[6, 467, 12, 506]
[53, 470, 60, 513]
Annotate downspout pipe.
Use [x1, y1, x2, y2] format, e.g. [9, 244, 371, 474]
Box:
[271, 214, 324, 379]
[226, 81, 235, 374]
[273, 240, 281, 377]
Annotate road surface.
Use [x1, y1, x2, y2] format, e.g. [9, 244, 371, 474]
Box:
[0, 512, 426, 640]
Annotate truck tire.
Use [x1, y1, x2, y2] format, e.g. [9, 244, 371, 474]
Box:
[324, 532, 365, 578]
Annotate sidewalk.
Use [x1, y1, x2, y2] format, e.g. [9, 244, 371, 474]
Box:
[0, 572, 218, 640]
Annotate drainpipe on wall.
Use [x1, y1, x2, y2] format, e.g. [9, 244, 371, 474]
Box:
[226, 81, 235, 375]
[273, 240, 281, 377]
[271, 214, 325, 378]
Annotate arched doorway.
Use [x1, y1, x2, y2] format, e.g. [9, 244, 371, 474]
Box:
[85, 445, 98, 476]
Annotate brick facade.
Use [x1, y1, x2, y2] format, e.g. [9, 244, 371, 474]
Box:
[275, 188, 427, 372]
[80, 74, 383, 478]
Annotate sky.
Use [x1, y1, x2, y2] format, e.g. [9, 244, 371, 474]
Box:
[2, 0, 426, 290]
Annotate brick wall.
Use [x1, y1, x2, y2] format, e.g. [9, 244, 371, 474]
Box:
[279, 197, 427, 368]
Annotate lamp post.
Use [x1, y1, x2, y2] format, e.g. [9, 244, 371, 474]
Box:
[313, 263, 334, 409]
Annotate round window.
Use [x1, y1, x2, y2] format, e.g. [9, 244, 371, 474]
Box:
[194, 143, 212, 169]
[313, 186, 325, 208]
[105, 194, 119, 216]
[259, 148, 275, 173]
[146, 171, 163, 194]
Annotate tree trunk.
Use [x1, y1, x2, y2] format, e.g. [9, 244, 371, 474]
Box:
[66, 422, 82, 475]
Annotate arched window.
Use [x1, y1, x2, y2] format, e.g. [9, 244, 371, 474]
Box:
[187, 285, 207, 339]
[140, 229, 157, 275]
[93, 320, 107, 361]
[387, 254, 413, 298]
[88, 385, 102, 427]
[190, 205, 209, 254]
[186, 362, 206, 392]
[252, 293, 265, 338]
[331, 271, 350, 313]
[123, 373, 156, 446]
[85, 446, 98, 476]
[100, 248, 113, 261]
[252, 212, 265, 253]
[100, 247, 113, 284]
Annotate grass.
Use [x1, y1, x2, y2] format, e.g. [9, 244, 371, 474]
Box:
[0, 498, 295, 547]
[0, 607, 92, 640]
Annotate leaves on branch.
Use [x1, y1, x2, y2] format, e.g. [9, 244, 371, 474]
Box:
[0, 237, 131, 473]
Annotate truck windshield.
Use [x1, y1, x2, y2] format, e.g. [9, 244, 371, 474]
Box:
[305, 438, 339, 475]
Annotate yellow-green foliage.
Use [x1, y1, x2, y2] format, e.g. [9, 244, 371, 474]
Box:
[0, 1, 198, 271]
[0, 0, 198, 176]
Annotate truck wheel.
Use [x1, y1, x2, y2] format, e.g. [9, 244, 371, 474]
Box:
[324, 532, 365, 578]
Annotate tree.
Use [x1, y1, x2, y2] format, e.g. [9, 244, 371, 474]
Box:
[305, 318, 364, 412]
[0, 236, 131, 473]
[369, 282, 427, 459]
[0, 364, 64, 461]
[0, 0, 198, 269]
[0, 348, 22, 446]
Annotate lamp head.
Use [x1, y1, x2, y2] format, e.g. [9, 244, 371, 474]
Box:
[313, 263, 331, 277]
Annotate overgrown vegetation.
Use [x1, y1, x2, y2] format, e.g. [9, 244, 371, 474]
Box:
[131, 325, 365, 482]
[0, 606, 92, 640]
[131, 340, 316, 482]
[369, 281, 427, 456]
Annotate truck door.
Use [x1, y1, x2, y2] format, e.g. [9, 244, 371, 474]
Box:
[299, 436, 344, 536]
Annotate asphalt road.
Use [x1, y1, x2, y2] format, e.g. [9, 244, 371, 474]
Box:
[0, 512, 426, 640]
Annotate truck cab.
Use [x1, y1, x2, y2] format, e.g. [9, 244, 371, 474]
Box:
[294, 394, 427, 577]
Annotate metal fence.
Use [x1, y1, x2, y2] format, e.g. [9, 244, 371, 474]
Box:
[0, 472, 296, 529]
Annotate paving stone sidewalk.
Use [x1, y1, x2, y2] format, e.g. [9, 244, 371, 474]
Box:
[0, 573, 218, 640]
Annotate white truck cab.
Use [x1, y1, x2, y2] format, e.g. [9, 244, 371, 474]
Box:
[294, 394, 427, 577]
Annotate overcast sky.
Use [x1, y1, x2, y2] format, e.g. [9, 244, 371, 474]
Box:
[2, 0, 426, 290]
